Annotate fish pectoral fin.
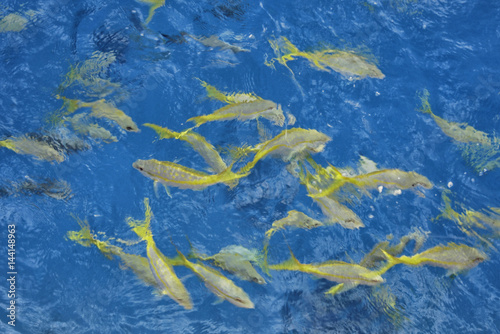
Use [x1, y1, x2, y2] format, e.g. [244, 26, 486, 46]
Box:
[212, 297, 226, 305]
[325, 282, 358, 296]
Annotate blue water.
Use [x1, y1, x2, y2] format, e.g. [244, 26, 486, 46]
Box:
[1, 0, 500, 333]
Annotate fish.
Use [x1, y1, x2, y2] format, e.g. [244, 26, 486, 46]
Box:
[183, 32, 250, 53]
[418, 89, 491, 145]
[173, 244, 255, 308]
[67, 216, 158, 289]
[264, 210, 323, 239]
[304, 157, 432, 199]
[67, 113, 118, 143]
[312, 193, 365, 229]
[187, 99, 285, 128]
[144, 123, 227, 174]
[139, 0, 165, 24]
[58, 51, 120, 97]
[0, 136, 65, 162]
[266, 36, 385, 80]
[382, 243, 487, 274]
[360, 228, 430, 269]
[127, 198, 193, 309]
[0, 13, 28, 33]
[80, 99, 139, 132]
[197, 78, 261, 104]
[268, 244, 385, 296]
[188, 243, 266, 285]
[133, 159, 248, 192]
[435, 190, 498, 248]
[238, 128, 331, 174]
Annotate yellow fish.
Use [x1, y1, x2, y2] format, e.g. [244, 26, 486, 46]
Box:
[265, 210, 323, 240]
[418, 89, 491, 145]
[144, 123, 227, 174]
[127, 198, 193, 309]
[197, 79, 261, 104]
[360, 228, 430, 268]
[267, 36, 385, 80]
[67, 113, 118, 143]
[382, 243, 487, 274]
[238, 128, 331, 174]
[187, 99, 285, 127]
[269, 244, 385, 296]
[173, 244, 255, 308]
[133, 159, 248, 192]
[188, 243, 266, 285]
[80, 99, 139, 132]
[0, 136, 65, 162]
[67, 216, 158, 289]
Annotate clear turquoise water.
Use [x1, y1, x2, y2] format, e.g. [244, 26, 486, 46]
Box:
[1, 0, 499, 333]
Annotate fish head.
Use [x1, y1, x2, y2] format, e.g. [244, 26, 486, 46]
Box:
[304, 218, 323, 229]
[121, 119, 140, 132]
[251, 275, 267, 285]
[263, 103, 285, 127]
[229, 294, 255, 309]
[133, 159, 153, 177]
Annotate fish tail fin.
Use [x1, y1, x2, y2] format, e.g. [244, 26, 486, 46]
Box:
[268, 238, 302, 271]
[186, 115, 207, 127]
[261, 238, 272, 276]
[219, 162, 249, 188]
[169, 237, 191, 267]
[0, 139, 17, 152]
[195, 78, 229, 103]
[185, 235, 207, 260]
[417, 89, 432, 115]
[143, 123, 177, 140]
[225, 144, 256, 163]
[377, 250, 405, 274]
[127, 198, 153, 241]
[67, 215, 95, 248]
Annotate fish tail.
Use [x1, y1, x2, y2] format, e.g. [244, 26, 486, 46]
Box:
[417, 89, 433, 115]
[261, 238, 272, 276]
[185, 235, 207, 260]
[169, 237, 191, 268]
[377, 250, 405, 274]
[268, 241, 302, 271]
[219, 162, 249, 188]
[195, 78, 229, 103]
[186, 115, 207, 127]
[143, 123, 177, 140]
[127, 198, 153, 241]
[0, 139, 17, 152]
[67, 215, 95, 248]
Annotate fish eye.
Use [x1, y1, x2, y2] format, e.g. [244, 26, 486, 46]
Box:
[126, 126, 133, 131]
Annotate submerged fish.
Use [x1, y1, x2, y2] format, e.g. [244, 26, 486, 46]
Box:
[0, 13, 28, 33]
[67, 216, 158, 289]
[133, 159, 248, 192]
[144, 123, 227, 174]
[173, 245, 254, 308]
[189, 243, 266, 284]
[58, 51, 120, 97]
[267, 36, 384, 80]
[360, 228, 430, 269]
[418, 89, 491, 145]
[67, 113, 118, 143]
[382, 243, 487, 274]
[312, 192, 365, 229]
[269, 244, 384, 295]
[127, 198, 193, 309]
[0, 136, 65, 162]
[238, 128, 331, 174]
[265, 210, 323, 239]
[197, 78, 261, 104]
[435, 191, 499, 248]
[187, 99, 285, 128]
[80, 99, 139, 132]
[184, 32, 250, 53]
